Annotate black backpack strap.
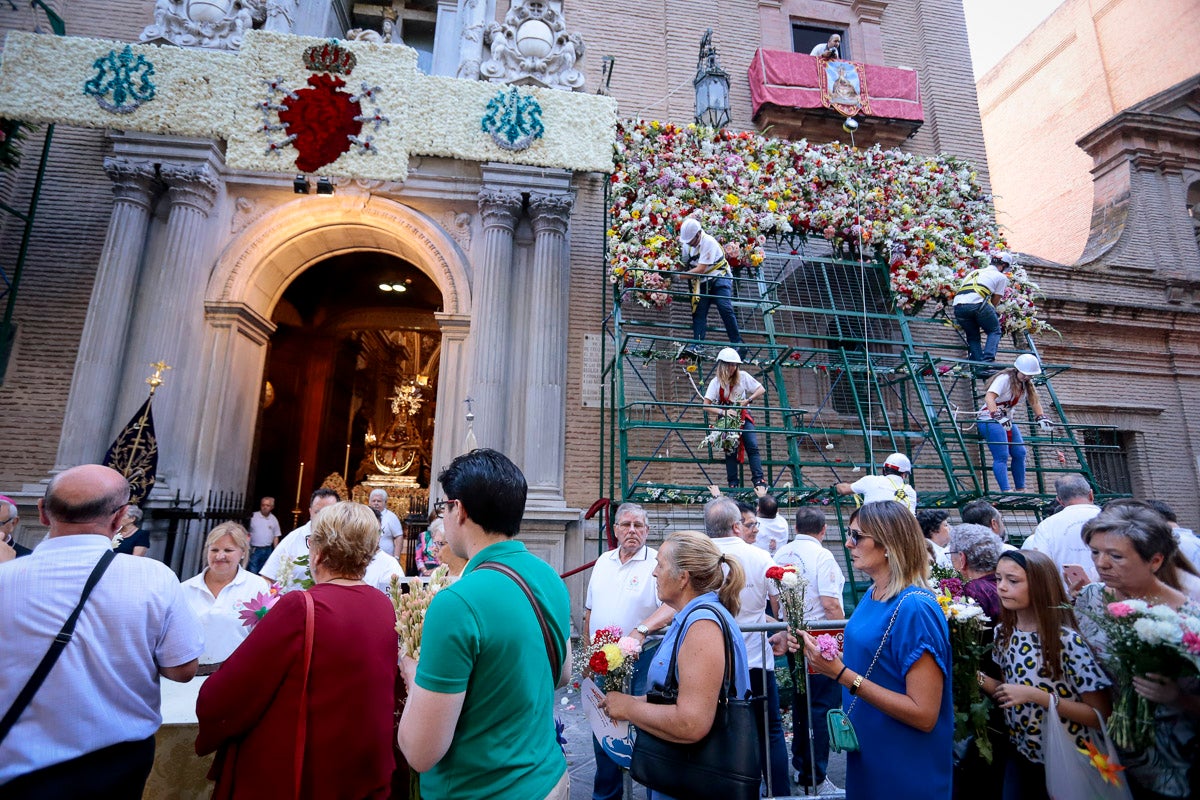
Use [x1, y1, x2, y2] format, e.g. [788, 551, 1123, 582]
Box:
[0, 549, 117, 746]
[475, 561, 563, 684]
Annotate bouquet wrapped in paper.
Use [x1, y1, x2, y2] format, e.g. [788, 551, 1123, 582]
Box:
[935, 577, 994, 764]
[573, 625, 641, 692]
[389, 565, 451, 660]
[766, 564, 807, 693]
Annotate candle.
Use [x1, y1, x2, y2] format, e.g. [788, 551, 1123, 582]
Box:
[343, 444, 351, 484]
[295, 461, 305, 506]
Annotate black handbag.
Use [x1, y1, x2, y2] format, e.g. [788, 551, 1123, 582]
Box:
[630, 604, 762, 800]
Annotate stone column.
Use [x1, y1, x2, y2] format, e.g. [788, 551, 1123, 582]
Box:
[469, 187, 522, 451]
[123, 162, 219, 489]
[523, 191, 574, 506]
[429, 313, 471, 491]
[54, 157, 161, 471]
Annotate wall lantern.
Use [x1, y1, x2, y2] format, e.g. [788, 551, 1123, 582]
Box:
[694, 28, 731, 129]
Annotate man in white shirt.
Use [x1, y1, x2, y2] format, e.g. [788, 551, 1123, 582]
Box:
[754, 492, 790, 555]
[952, 251, 1012, 370]
[583, 502, 665, 800]
[261, 488, 405, 593]
[704, 497, 790, 796]
[773, 507, 845, 795]
[834, 452, 917, 513]
[246, 495, 280, 573]
[1147, 500, 1200, 568]
[368, 488, 405, 557]
[679, 216, 742, 346]
[1022, 473, 1101, 591]
[0, 465, 203, 797]
[809, 33, 841, 59]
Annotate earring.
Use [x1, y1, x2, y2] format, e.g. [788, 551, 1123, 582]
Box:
[884, 551, 890, 559]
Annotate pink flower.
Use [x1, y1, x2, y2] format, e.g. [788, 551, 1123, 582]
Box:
[1183, 630, 1200, 655]
[1107, 602, 1134, 618]
[617, 636, 643, 657]
[238, 589, 280, 628]
[816, 634, 841, 661]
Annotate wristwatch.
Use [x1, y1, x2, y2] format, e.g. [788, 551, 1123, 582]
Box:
[635, 624, 650, 636]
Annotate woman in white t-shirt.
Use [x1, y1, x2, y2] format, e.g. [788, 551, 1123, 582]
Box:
[703, 347, 766, 488]
[977, 354, 1053, 492]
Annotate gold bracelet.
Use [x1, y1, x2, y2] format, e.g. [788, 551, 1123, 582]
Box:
[849, 675, 864, 695]
[976, 671, 986, 689]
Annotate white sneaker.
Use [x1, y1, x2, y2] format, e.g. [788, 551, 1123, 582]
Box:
[812, 777, 841, 796]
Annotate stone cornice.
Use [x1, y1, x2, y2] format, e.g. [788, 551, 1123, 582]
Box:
[204, 301, 277, 345]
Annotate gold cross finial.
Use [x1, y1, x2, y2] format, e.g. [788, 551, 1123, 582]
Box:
[146, 361, 172, 393]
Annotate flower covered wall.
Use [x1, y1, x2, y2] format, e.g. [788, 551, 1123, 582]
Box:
[608, 121, 1048, 334]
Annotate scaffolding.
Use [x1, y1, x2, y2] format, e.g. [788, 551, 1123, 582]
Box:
[599, 233, 1129, 601]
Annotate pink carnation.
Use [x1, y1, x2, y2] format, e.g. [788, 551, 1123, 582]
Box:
[816, 634, 841, 661]
[1183, 630, 1200, 655]
[1107, 602, 1135, 618]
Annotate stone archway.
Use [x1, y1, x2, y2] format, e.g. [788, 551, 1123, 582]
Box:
[192, 194, 473, 504]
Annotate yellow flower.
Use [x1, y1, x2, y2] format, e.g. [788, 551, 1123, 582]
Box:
[750, 252, 764, 265]
[925, 240, 935, 253]
[601, 643, 624, 670]
[1079, 742, 1125, 786]
[685, 364, 697, 373]
[748, 162, 760, 172]
[631, 209, 641, 219]
[725, 193, 740, 207]
[767, 200, 778, 212]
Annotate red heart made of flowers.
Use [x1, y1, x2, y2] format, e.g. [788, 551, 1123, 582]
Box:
[278, 73, 363, 173]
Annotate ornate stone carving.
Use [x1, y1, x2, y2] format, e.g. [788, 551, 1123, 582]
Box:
[141, 0, 266, 50]
[160, 162, 220, 214]
[262, 0, 296, 33]
[230, 196, 262, 233]
[456, 0, 490, 80]
[528, 191, 573, 235]
[479, 0, 585, 91]
[442, 211, 473, 251]
[344, 27, 385, 43]
[477, 187, 523, 230]
[103, 157, 161, 207]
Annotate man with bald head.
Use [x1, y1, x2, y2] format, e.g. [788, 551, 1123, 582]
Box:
[0, 465, 203, 798]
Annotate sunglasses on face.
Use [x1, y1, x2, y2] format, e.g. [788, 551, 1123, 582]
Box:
[846, 527, 873, 547]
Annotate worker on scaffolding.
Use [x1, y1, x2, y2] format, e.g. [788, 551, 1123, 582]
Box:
[952, 250, 1012, 374]
[703, 347, 765, 488]
[977, 353, 1054, 493]
[834, 452, 917, 513]
[679, 216, 744, 348]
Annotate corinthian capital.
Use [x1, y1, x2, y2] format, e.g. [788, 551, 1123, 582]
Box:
[529, 191, 574, 235]
[160, 162, 220, 215]
[477, 187, 523, 231]
[103, 157, 161, 207]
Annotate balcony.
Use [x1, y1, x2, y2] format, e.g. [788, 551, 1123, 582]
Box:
[748, 49, 923, 148]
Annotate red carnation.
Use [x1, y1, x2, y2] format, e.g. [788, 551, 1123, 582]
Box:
[589, 651, 610, 674]
[765, 566, 785, 581]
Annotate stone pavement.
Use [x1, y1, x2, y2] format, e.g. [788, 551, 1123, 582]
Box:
[555, 684, 848, 800]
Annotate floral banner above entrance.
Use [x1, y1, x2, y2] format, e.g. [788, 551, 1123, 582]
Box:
[0, 30, 617, 179]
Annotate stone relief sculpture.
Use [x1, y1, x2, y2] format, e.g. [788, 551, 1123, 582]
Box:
[455, 0, 489, 80]
[141, 0, 267, 50]
[262, 0, 297, 33]
[478, 0, 585, 91]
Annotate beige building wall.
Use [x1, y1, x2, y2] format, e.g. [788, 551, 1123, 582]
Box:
[977, 0, 1200, 263]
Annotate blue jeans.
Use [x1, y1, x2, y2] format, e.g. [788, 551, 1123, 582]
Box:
[726, 420, 764, 487]
[247, 545, 272, 574]
[954, 301, 1001, 363]
[692, 277, 743, 344]
[791, 670, 841, 787]
[593, 642, 658, 800]
[978, 418, 1026, 491]
[750, 667, 791, 798]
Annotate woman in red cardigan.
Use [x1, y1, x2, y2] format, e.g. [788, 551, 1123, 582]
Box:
[196, 501, 399, 799]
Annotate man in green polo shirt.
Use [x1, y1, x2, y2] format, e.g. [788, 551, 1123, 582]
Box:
[397, 449, 571, 800]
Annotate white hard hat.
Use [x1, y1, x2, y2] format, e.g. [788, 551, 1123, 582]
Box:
[1014, 353, 1042, 376]
[883, 452, 912, 473]
[991, 251, 1016, 267]
[716, 347, 742, 364]
[680, 217, 701, 244]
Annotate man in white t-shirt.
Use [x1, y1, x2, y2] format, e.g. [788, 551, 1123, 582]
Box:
[704, 497, 790, 796]
[246, 496, 280, 573]
[834, 452, 916, 513]
[679, 216, 742, 345]
[368, 488, 404, 557]
[261, 488, 405, 593]
[952, 251, 1012, 370]
[1022, 473, 1100, 592]
[773, 507, 845, 794]
[754, 491, 790, 554]
[809, 33, 841, 59]
[1146, 500, 1200, 569]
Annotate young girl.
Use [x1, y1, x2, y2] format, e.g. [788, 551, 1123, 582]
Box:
[702, 347, 765, 488]
[976, 353, 1053, 492]
[979, 550, 1111, 800]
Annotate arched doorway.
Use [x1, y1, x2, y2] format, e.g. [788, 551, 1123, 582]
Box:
[197, 194, 473, 516]
[254, 251, 443, 515]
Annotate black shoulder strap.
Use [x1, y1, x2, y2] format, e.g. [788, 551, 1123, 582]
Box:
[475, 561, 563, 684]
[663, 603, 740, 699]
[0, 549, 117, 745]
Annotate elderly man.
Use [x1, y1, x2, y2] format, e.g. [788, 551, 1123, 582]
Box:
[398, 449, 571, 800]
[1022, 473, 1101, 591]
[246, 495, 280, 573]
[0, 465, 202, 798]
[368, 488, 404, 557]
[0, 499, 31, 558]
[809, 32, 841, 59]
[704, 496, 791, 797]
[960, 498, 1015, 550]
[583, 503, 669, 800]
[261, 487, 405, 593]
[679, 216, 742, 346]
[773, 507, 845, 795]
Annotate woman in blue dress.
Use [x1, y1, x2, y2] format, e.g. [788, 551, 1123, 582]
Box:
[601, 530, 752, 800]
[801, 501, 954, 800]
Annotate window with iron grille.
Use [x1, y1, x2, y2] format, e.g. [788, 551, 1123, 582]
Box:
[1081, 429, 1133, 495]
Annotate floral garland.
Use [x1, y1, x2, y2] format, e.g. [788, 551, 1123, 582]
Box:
[608, 120, 1048, 334]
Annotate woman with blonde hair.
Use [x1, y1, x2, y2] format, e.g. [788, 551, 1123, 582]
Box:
[197, 501, 398, 799]
[180, 522, 269, 667]
[703, 348, 766, 488]
[800, 501, 953, 800]
[601, 530, 752, 798]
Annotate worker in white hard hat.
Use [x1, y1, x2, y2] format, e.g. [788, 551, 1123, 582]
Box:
[679, 216, 743, 346]
[976, 353, 1054, 492]
[834, 452, 917, 513]
[952, 250, 1012, 372]
[702, 347, 765, 488]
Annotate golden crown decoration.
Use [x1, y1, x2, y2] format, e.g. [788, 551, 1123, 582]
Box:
[302, 40, 357, 75]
